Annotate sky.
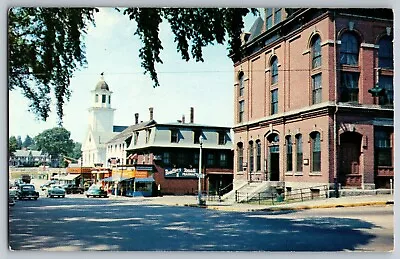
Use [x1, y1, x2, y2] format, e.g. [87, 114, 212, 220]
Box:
[8, 8, 257, 143]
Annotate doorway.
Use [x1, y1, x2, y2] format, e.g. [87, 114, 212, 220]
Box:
[339, 132, 362, 187]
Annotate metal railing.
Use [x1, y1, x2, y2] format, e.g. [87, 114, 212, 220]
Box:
[237, 185, 329, 205]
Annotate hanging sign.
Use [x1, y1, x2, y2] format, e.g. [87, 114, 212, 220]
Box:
[165, 168, 199, 178]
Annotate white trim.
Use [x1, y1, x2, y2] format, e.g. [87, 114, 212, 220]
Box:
[244, 77, 249, 81]
[336, 40, 342, 45]
[360, 43, 378, 48]
[321, 40, 335, 47]
[302, 49, 310, 55]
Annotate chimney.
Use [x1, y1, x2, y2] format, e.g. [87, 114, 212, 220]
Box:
[135, 113, 139, 124]
[182, 114, 185, 123]
[190, 107, 194, 123]
[149, 107, 154, 120]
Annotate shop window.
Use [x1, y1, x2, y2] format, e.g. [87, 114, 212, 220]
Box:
[286, 136, 293, 172]
[296, 134, 303, 172]
[256, 140, 261, 171]
[249, 141, 254, 172]
[375, 128, 392, 166]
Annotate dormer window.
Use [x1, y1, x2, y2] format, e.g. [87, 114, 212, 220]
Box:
[95, 94, 98, 103]
[171, 129, 179, 143]
[102, 95, 106, 103]
[194, 130, 202, 144]
[218, 131, 227, 145]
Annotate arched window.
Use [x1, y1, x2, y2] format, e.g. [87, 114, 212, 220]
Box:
[310, 132, 321, 172]
[295, 134, 303, 172]
[237, 142, 244, 171]
[286, 135, 293, 172]
[249, 141, 254, 172]
[311, 36, 321, 68]
[340, 32, 359, 65]
[378, 36, 393, 69]
[238, 71, 245, 97]
[271, 57, 278, 84]
[256, 140, 261, 171]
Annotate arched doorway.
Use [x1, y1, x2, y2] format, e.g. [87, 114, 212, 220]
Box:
[266, 133, 280, 181]
[338, 132, 362, 187]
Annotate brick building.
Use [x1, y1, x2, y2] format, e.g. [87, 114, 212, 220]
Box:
[232, 8, 393, 193]
[106, 108, 234, 195]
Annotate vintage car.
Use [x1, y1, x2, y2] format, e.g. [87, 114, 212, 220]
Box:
[85, 185, 108, 198]
[40, 180, 57, 191]
[17, 184, 39, 200]
[62, 184, 84, 194]
[45, 185, 66, 198]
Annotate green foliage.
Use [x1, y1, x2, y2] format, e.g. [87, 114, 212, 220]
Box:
[9, 7, 257, 121]
[8, 7, 98, 123]
[22, 135, 34, 148]
[9, 136, 18, 156]
[16, 136, 23, 149]
[34, 127, 75, 158]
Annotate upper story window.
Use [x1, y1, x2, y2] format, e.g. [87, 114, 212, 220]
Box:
[194, 130, 202, 144]
[102, 94, 106, 103]
[163, 152, 170, 164]
[312, 73, 322, 104]
[340, 72, 359, 102]
[378, 36, 393, 69]
[218, 131, 227, 145]
[239, 100, 245, 123]
[238, 71, 245, 97]
[134, 132, 139, 145]
[95, 94, 99, 103]
[340, 32, 359, 65]
[171, 129, 179, 143]
[108, 95, 111, 104]
[311, 36, 321, 69]
[207, 153, 215, 167]
[266, 8, 273, 30]
[274, 8, 282, 24]
[146, 129, 151, 143]
[271, 56, 278, 85]
[220, 153, 227, 167]
[271, 89, 278, 115]
[379, 75, 393, 105]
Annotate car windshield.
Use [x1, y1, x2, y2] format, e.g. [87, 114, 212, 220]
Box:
[22, 185, 34, 190]
[52, 185, 63, 189]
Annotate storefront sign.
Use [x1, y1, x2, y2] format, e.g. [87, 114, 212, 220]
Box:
[165, 168, 198, 178]
[136, 166, 153, 171]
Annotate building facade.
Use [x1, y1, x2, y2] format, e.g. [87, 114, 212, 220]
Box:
[232, 8, 393, 192]
[106, 108, 234, 195]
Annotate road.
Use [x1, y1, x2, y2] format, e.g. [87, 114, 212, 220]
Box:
[8, 196, 393, 252]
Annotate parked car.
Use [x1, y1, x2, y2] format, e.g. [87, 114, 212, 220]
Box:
[46, 185, 66, 198]
[85, 185, 108, 198]
[62, 184, 84, 194]
[17, 184, 39, 200]
[40, 180, 57, 191]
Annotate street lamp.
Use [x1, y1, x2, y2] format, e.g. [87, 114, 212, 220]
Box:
[198, 135, 204, 206]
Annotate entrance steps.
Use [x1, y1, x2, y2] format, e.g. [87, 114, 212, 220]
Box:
[221, 181, 283, 203]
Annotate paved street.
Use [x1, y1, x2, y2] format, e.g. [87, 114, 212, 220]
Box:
[8, 195, 393, 251]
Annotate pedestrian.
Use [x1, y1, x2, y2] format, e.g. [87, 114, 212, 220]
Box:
[157, 184, 161, 197]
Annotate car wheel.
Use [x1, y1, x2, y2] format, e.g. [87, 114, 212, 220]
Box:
[86, 195, 90, 198]
[34, 197, 37, 200]
[62, 195, 65, 198]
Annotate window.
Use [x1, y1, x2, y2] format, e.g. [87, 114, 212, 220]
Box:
[340, 32, 359, 65]
[171, 129, 179, 143]
[378, 37, 393, 69]
[312, 73, 322, 104]
[310, 132, 321, 172]
[102, 94, 106, 103]
[375, 128, 392, 166]
[274, 8, 282, 24]
[296, 134, 303, 172]
[266, 8, 273, 30]
[271, 57, 278, 85]
[218, 131, 226, 145]
[286, 136, 293, 172]
[239, 100, 245, 123]
[108, 95, 111, 104]
[134, 132, 139, 145]
[194, 153, 199, 166]
[220, 153, 227, 167]
[271, 89, 278, 115]
[311, 36, 321, 69]
[237, 143, 244, 171]
[340, 72, 359, 102]
[256, 141, 261, 171]
[249, 141, 254, 172]
[178, 153, 185, 165]
[207, 153, 215, 166]
[95, 94, 99, 103]
[239, 73, 245, 97]
[163, 152, 170, 164]
[146, 129, 151, 143]
[193, 130, 202, 144]
[379, 75, 393, 105]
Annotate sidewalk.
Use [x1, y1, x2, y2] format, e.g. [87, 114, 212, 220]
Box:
[145, 194, 394, 212]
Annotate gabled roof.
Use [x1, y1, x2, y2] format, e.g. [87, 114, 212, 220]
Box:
[107, 120, 157, 144]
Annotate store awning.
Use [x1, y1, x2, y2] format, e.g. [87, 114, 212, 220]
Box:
[102, 176, 130, 182]
[134, 177, 155, 183]
[52, 174, 80, 181]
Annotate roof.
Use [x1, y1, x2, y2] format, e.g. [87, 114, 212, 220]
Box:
[95, 79, 109, 91]
[247, 16, 265, 42]
[160, 122, 231, 130]
[13, 149, 46, 157]
[113, 125, 129, 133]
[107, 120, 157, 143]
